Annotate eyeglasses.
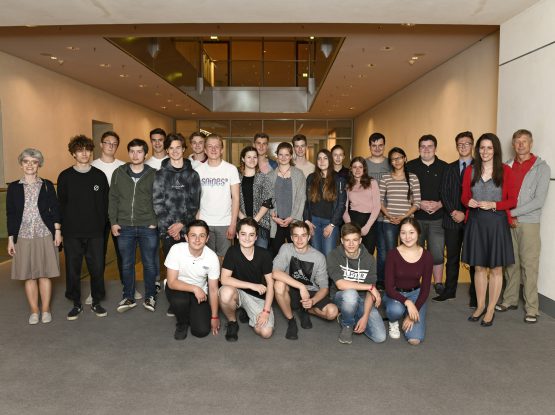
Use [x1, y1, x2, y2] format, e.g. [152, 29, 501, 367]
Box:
[22, 159, 39, 165]
[102, 142, 118, 147]
[457, 142, 473, 148]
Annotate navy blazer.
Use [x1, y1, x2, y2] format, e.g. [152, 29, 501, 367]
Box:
[6, 179, 61, 243]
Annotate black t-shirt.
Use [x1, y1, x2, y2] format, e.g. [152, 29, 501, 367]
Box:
[241, 175, 254, 217]
[406, 157, 447, 221]
[222, 245, 273, 299]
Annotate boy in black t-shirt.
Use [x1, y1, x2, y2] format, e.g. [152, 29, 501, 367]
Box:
[219, 217, 274, 341]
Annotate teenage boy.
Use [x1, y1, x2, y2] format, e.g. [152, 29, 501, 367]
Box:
[145, 127, 168, 170]
[165, 220, 220, 340]
[254, 132, 277, 173]
[188, 131, 207, 169]
[57, 135, 109, 320]
[292, 134, 315, 177]
[87, 130, 128, 304]
[110, 139, 159, 313]
[219, 218, 275, 341]
[365, 132, 390, 290]
[436, 131, 476, 305]
[327, 223, 386, 345]
[497, 129, 551, 324]
[407, 134, 448, 295]
[196, 134, 240, 260]
[273, 221, 338, 340]
[153, 133, 201, 256]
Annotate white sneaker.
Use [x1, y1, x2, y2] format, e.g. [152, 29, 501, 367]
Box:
[134, 290, 143, 300]
[28, 313, 39, 325]
[41, 312, 52, 323]
[85, 293, 93, 305]
[389, 321, 401, 339]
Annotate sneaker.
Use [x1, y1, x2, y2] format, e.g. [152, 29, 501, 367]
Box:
[225, 321, 239, 342]
[174, 325, 188, 340]
[237, 308, 249, 324]
[389, 321, 401, 339]
[143, 296, 156, 312]
[155, 281, 161, 294]
[91, 303, 108, 317]
[41, 312, 52, 324]
[338, 325, 353, 344]
[85, 293, 93, 305]
[134, 290, 143, 300]
[285, 317, 298, 340]
[434, 283, 445, 296]
[166, 306, 175, 317]
[117, 298, 136, 313]
[299, 310, 312, 329]
[67, 305, 83, 321]
[432, 294, 455, 302]
[28, 313, 39, 325]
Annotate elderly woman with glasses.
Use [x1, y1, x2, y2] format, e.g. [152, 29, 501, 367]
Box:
[6, 148, 62, 324]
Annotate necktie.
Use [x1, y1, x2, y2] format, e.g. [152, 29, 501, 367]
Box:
[461, 161, 467, 178]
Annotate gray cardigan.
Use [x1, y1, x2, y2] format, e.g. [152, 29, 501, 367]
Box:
[267, 166, 306, 238]
[506, 156, 551, 223]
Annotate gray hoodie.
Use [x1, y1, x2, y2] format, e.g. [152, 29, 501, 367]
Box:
[506, 156, 551, 223]
[327, 245, 376, 298]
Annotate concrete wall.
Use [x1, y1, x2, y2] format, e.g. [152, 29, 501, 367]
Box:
[353, 32, 499, 162]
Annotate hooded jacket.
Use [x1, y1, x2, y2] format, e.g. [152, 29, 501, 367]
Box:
[327, 244, 376, 297]
[153, 158, 201, 235]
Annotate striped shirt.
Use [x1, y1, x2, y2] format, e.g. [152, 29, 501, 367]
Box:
[379, 173, 421, 224]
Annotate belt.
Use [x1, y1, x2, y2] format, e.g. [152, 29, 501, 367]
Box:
[397, 287, 419, 293]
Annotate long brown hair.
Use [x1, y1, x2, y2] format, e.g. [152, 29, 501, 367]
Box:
[471, 133, 504, 187]
[347, 156, 372, 190]
[239, 146, 259, 174]
[309, 149, 337, 202]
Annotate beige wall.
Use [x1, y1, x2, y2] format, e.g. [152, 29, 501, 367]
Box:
[0, 51, 173, 184]
[353, 32, 499, 162]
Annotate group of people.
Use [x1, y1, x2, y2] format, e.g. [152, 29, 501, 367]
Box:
[7, 126, 549, 345]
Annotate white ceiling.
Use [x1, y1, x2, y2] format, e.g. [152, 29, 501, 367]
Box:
[0, 1, 539, 120]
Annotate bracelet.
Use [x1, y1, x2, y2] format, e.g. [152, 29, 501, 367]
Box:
[262, 309, 271, 314]
[368, 284, 374, 292]
[211, 316, 219, 320]
[329, 223, 335, 228]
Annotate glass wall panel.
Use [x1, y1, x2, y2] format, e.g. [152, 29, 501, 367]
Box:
[231, 120, 263, 139]
[295, 120, 327, 140]
[199, 120, 230, 138]
[231, 41, 262, 87]
[229, 138, 254, 167]
[263, 120, 295, 140]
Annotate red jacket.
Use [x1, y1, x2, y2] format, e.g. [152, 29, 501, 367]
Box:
[461, 164, 518, 224]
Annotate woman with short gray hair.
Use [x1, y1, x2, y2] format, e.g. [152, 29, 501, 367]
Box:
[7, 148, 62, 324]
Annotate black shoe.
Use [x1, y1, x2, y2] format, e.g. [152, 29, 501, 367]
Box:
[166, 306, 175, 317]
[285, 317, 298, 340]
[67, 304, 83, 321]
[225, 321, 239, 342]
[91, 303, 107, 317]
[433, 283, 445, 296]
[468, 309, 486, 322]
[155, 281, 161, 294]
[432, 294, 455, 302]
[174, 325, 188, 340]
[376, 281, 385, 291]
[299, 310, 312, 329]
[237, 308, 249, 324]
[481, 313, 495, 327]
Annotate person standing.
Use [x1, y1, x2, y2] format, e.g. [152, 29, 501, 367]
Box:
[7, 149, 62, 324]
[406, 135, 448, 295]
[462, 133, 517, 327]
[331, 144, 350, 181]
[254, 132, 277, 173]
[57, 135, 109, 320]
[292, 134, 315, 178]
[153, 133, 201, 257]
[145, 127, 168, 170]
[110, 139, 159, 313]
[435, 132, 476, 305]
[196, 134, 240, 260]
[188, 131, 207, 169]
[496, 129, 550, 324]
[365, 132, 390, 289]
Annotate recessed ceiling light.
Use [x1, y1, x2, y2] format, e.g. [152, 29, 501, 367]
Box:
[402, 23, 416, 27]
[411, 56, 419, 60]
[408, 59, 416, 65]
[99, 63, 111, 68]
[66, 46, 80, 51]
[367, 63, 375, 68]
[167, 99, 173, 103]
[357, 74, 367, 79]
[154, 92, 161, 96]
[50, 56, 58, 60]
[210, 35, 218, 40]
[302, 73, 308, 78]
[191, 112, 196, 115]
[138, 84, 147, 88]
[348, 106, 355, 110]
[119, 74, 129, 78]
[309, 36, 315, 40]
[380, 46, 393, 52]
[161, 106, 167, 109]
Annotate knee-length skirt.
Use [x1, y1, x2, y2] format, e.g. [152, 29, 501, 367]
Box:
[11, 235, 60, 280]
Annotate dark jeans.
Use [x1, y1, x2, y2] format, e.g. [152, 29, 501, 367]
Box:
[64, 236, 105, 305]
[270, 225, 291, 258]
[375, 221, 386, 283]
[104, 222, 123, 283]
[444, 227, 476, 301]
[166, 286, 211, 337]
[117, 226, 159, 300]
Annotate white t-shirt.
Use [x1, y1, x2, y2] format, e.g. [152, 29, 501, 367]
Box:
[164, 242, 220, 294]
[196, 160, 241, 226]
[145, 155, 168, 170]
[91, 158, 125, 185]
[188, 154, 208, 170]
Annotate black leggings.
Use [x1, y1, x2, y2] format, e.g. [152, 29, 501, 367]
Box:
[348, 210, 376, 255]
[166, 286, 211, 337]
[270, 225, 292, 258]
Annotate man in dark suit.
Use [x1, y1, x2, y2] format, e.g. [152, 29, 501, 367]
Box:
[435, 131, 476, 306]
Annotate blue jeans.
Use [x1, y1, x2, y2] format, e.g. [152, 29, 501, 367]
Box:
[334, 289, 386, 343]
[117, 226, 159, 300]
[382, 222, 400, 259]
[375, 221, 386, 283]
[310, 216, 339, 256]
[383, 288, 428, 342]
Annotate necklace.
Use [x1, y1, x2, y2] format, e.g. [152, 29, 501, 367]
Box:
[278, 165, 291, 177]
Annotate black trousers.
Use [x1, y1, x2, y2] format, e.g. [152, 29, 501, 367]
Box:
[166, 286, 211, 337]
[348, 210, 377, 256]
[270, 225, 292, 258]
[104, 222, 123, 283]
[64, 236, 105, 305]
[444, 227, 475, 301]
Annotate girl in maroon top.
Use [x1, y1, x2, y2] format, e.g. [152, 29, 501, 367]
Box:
[384, 218, 433, 345]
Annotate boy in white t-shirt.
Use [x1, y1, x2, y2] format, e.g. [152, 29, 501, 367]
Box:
[165, 220, 221, 340]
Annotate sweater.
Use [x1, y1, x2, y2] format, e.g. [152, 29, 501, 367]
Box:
[267, 166, 306, 238]
[327, 245, 376, 298]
